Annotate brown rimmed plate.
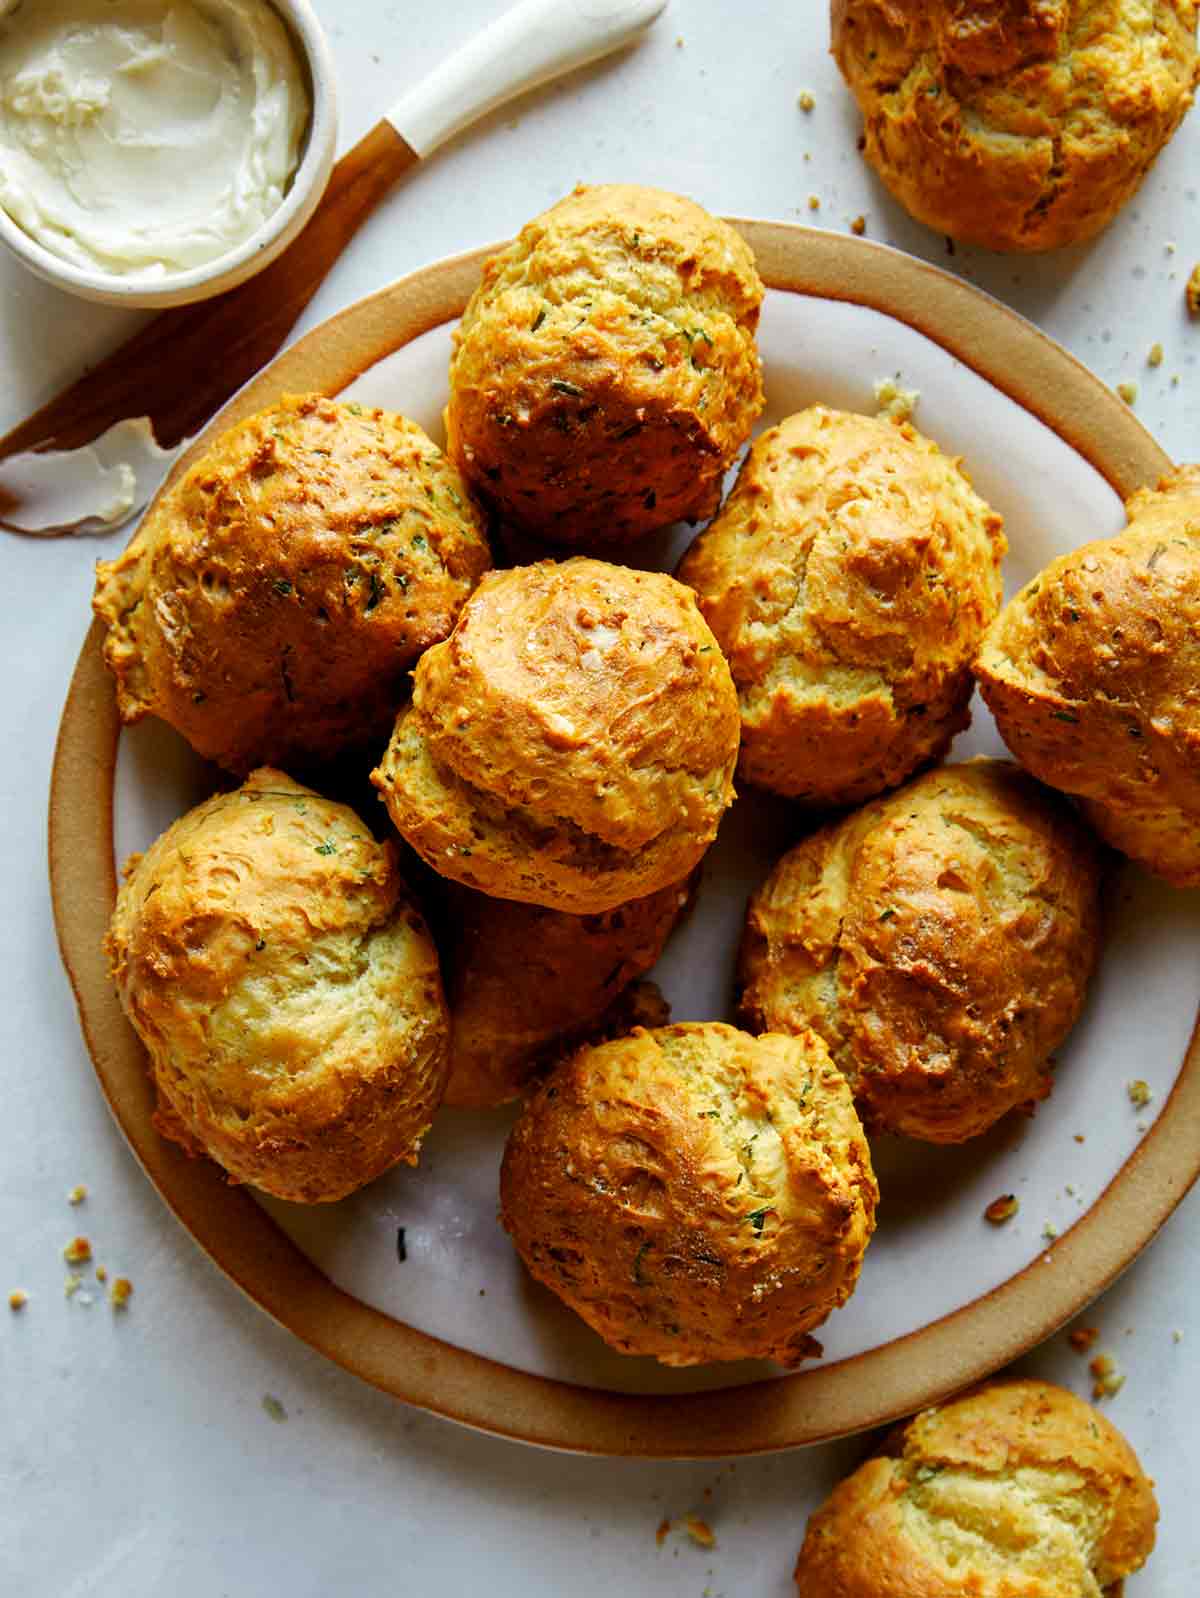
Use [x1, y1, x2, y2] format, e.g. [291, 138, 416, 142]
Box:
[50, 222, 1200, 1457]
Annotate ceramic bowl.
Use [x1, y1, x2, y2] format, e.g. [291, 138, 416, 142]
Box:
[0, 0, 338, 309]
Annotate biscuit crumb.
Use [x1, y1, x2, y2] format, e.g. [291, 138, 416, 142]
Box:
[8, 1289, 27, 1310]
[655, 1518, 671, 1547]
[1166, 241, 1177, 254]
[1068, 1326, 1099, 1353]
[1116, 381, 1138, 405]
[807, 195, 821, 213]
[64, 1274, 82, 1298]
[798, 91, 815, 112]
[110, 1277, 133, 1308]
[262, 1393, 287, 1423]
[1074, 1134, 1086, 1143]
[1090, 1353, 1125, 1399]
[1127, 1079, 1152, 1107]
[684, 1515, 716, 1549]
[850, 215, 866, 236]
[1172, 1329, 1183, 1343]
[63, 1236, 92, 1266]
[1187, 264, 1200, 317]
[874, 377, 920, 423]
[1147, 343, 1164, 368]
[67, 1185, 87, 1205]
[675, 34, 683, 48]
[95, 1264, 108, 1283]
[984, 1194, 1019, 1225]
[1042, 1221, 1059, 1242]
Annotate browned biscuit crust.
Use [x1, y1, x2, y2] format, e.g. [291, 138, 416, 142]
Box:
[372, 558, 740, 912]
[832, 0, 1199, 253]
[93, 394, 492, 774]
[793, 1378, 1158, 1595]
[500, 1022, 877, 1367]
[105, 769, 450, 1203]
[739, 761, 1102, 1143]
[440, 876, 693, 1109]
[975, 465, 1200, 886]
[444, 183, 764, 546]
[676, 407, 1005, 807]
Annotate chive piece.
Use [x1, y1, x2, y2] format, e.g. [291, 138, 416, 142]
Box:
[1148, 543, 1167, 570]
[532, 307, 547, 332]
[315, 840, 337, 856]
[1051, 710, 1080, 724]
[272, 579, 292, 596]
[747, 1207, 770, 1235]
[632, 1241, 651, 1286]
[551, 379, 584, 397]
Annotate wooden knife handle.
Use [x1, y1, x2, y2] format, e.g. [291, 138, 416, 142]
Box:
[0, 120, 418, 461]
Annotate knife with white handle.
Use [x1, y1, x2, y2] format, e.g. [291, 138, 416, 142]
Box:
[0, 0, 668, 532]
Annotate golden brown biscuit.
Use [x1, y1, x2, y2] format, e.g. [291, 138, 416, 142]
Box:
[105, 769, 450, 1203]
[793, 1378, 1158, 1596]
[440, 877, 693, 1108]
[500, 1022, 877, 1367]
[372, 558, 741, 913]
[444, 182, 764, 546]
[832, 0, 1199, 253]
[676, 407, 1006, 807]
[975, 466, 1200, 887]
[93, 394, 492, 774]
[739, 761, 1102, 1143]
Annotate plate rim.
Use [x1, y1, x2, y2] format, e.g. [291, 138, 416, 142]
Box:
[49, 221, 1199, 1458]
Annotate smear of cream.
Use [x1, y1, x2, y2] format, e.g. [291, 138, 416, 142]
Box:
[0, 417, 185, 535]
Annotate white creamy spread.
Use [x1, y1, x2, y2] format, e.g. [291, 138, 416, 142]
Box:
[0, 0, 309, 278]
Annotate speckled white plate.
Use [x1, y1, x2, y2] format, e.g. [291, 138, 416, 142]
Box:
[50, 223, 1200, 1455]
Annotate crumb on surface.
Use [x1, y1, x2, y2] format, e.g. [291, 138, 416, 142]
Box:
[95, 1264, 107, 1283]
[1173, 1329, 1184, 1343]
[798, 91, 815, 112]
[1074, 1134, 1086, 1143]
[110, 1276, 133, 1308]
[808, 194, 820, 211]
[63, 1236, 92, 1266]
[1128, 1079, 1152, 1108]
[1090, 1353, 1125, 1400]
[675, 34, 683, 48]
[262, 1393, 287, 1423]
[684, 1515, 716, 1549]
[1042, 1221, 1059, 1242]
[655, 1518, 671, 1547]
[984, 1194, 1019, 1225]
[1069, 1326, 1100, 1353]
[64, 1274, 82, 1298]
[1116, 381, 1138, 405]
[67, 1185, 87, 1205]
[874, 376, 920, 423]
[1148, 343, 1164, 368]
[1187, 264, 1200, 317]
[8, 1289, 27, 1311]
[850, 215, 866, 235]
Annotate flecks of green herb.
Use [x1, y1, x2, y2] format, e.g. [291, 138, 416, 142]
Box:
[1068, 608, 1080, 622]
[1051, 710, 1080, 724]
[531, 306, 547, 332]
[412, 533, 427, 550]
[632, 1241, 652, 1287]
[700, 1109, 721, 1119]
[551, 379, 584, 398]
[261, 1395, 288, 1423]
[365, 570, 385, 613]
[272, 579, 293, 596]
[447, 487, 464, 511]
[347, 402, 363, 416]
[631, 231, 640, 248]
[255, 938, 266, 952]
[615, 422, 642, 441]
[315, 840, 337, 856]
[1148, 543, 1168, 570]
[699, 645, 712, 653]
[912, 1465, 941, 1484]
[879, 908, 897, 921]
[747, 1207, 770, 1235]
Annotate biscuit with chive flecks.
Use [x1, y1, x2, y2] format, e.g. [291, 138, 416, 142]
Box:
[445, 183, 764, 547]
[437, 875, 693, 1109]
[793, 1378, 1158, 1596]
[832, 0, 1199, 253]
[738, 761, 1102, 1143]
[93, 394, 491, 775]
[677, 406, 1005, 807]
[106, 769, 449, 1203]
[372, 559, 740, 913]
[975, 466, 1200, 886]
[500, 1022, 876, 1367]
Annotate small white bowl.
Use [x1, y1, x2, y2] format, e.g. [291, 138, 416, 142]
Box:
[0, 0, 338, 309]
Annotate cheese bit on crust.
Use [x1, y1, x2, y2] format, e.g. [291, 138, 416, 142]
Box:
[63, 1236, 92, 1265]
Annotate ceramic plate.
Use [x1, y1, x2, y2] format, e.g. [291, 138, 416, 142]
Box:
[50, 223, 1200, 1456]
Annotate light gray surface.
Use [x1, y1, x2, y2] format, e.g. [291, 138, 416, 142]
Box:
[2, 3, 1198, 1593]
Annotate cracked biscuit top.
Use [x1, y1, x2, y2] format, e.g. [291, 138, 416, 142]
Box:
[738, 760, 1103, 1143]
[676, 406, 1005, 807]
[500, 1021, 877, 1367]
[832, 0, 1199, 252]
[93, 394, 492, 775]
[976, 465, 1200, 885]
[444, 182, 764, 546]
[372, 558, 740, 913]
[793, 1378, 1158, 1596]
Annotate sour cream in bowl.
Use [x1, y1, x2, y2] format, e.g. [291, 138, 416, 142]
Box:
[0, 0, 336, 307]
